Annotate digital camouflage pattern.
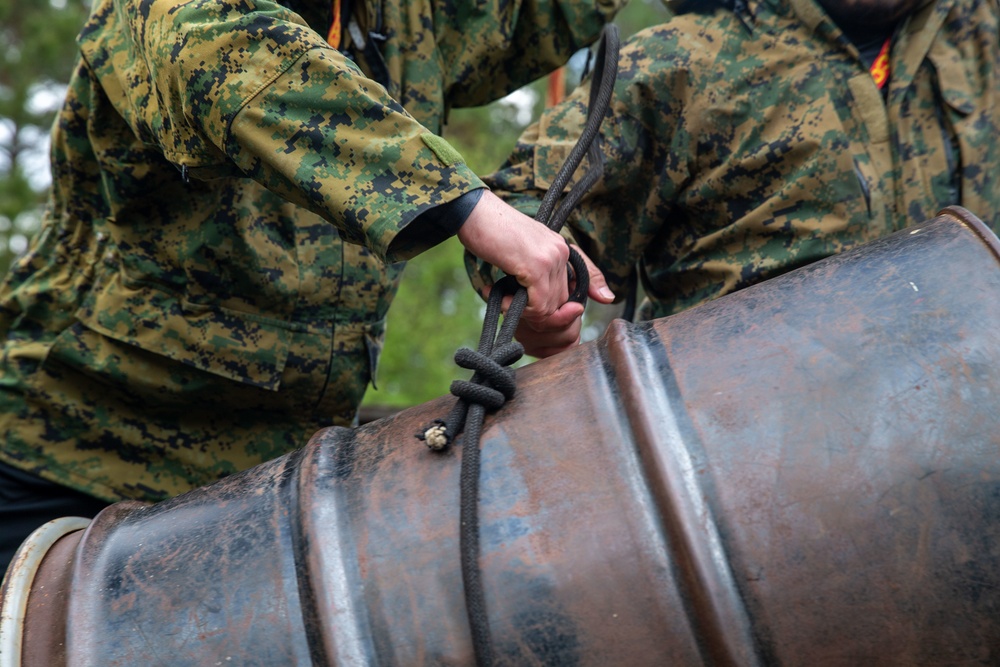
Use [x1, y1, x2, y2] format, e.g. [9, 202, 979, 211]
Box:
[0, 0, 619, 502]
[482, 0, 1000, 320]
[332, 0, 625, 133]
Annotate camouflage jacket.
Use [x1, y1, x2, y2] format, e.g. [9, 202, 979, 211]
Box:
[0, 0, 617, 502]
[483, 0, 1000, 321]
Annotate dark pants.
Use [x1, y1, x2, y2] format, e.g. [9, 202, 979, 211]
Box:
[0, 461, 110, 577]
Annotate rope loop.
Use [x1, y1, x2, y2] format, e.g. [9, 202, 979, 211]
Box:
[417, 275, 526, 452]
[447, 338, 524, 411]
[566, 245, 590, 305]
[448, 380, 505, 411]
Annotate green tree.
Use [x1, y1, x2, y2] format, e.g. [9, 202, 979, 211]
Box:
[0, 0, 91, 272]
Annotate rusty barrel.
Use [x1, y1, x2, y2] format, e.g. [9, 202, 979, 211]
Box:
[4, 206, 1000, 666]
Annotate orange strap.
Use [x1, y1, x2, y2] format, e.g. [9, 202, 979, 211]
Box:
[546, 68, 565, 107]
[870, 38, 891, 89]
[326, 0, 342, 48]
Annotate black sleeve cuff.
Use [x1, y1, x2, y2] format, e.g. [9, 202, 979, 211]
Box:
[414, 188, 485, 237]
[387, 188, 486, 261]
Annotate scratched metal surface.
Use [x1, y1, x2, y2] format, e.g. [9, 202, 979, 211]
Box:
[17, 207, 1000, 666]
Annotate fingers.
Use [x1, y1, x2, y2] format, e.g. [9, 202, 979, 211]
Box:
[514, 301, 584, 358]
[520, 300, 584, 330]
[520, 236, 570, 321]
[515, 319, 582, 358]
[480, 283, 583, 358]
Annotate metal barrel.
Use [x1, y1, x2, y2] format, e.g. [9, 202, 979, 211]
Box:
[4, 206, 1000, 666]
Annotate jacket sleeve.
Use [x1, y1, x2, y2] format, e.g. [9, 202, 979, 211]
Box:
[77, 0, 484, 263]
[476, 25, 696, 299]
[225, 47, 484, 263]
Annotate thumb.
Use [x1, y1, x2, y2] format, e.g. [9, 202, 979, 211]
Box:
[572, 244, 615, 304]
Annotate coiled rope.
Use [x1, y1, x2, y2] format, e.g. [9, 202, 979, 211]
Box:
[417, 24, 620, 665]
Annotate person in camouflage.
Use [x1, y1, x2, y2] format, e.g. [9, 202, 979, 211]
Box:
[478, 0, 999, 355]
[0, 0, 620, 568]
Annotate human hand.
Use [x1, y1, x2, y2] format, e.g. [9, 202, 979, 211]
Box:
[504, 245, 614, 358]
[458, 190, 574, 322]
[458, 191, 614, 357]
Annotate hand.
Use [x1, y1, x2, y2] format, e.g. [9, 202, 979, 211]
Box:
[506, 245, 614, 358]
[458, 192, 614, 357]
[457, 190, 573, 322]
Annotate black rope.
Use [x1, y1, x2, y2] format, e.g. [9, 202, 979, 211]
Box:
[416, 24, 620, 666]
[534, 27, 620, 235]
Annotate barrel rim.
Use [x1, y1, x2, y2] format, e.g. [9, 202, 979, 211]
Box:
[0, 517, 91, 667]
[938, 206, 1000, 262]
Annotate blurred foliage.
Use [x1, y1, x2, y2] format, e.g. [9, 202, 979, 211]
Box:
[0, 0, 670, 411]
[0, 0, 92, 270]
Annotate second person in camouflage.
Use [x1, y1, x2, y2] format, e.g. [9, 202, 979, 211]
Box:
[480, 0, 999, 354]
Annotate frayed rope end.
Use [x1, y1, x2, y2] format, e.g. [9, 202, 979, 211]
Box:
[416, 421, 450, 451]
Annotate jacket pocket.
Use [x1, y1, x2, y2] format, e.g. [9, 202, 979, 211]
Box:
[34, 270, 300, 413]
[79, 272, 292, 390]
